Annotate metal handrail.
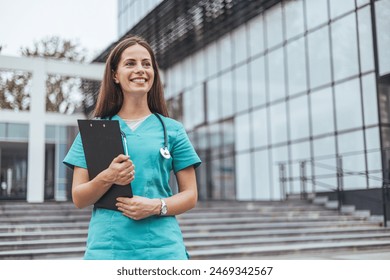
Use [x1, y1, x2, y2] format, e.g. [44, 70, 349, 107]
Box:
[277, 148, 390, 227]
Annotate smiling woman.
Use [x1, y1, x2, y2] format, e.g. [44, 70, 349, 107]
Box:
[63, 35, 201, 260]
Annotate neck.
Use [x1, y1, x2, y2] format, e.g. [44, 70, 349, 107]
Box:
[118, 94, 151, 119]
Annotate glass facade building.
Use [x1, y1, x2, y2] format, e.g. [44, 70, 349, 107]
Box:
[103, 0, 390, 208]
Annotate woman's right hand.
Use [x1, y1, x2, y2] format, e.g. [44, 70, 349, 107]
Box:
[103, 154, 135, 186]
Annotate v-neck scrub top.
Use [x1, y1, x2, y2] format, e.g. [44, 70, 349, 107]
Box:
[63, 114, 201, 260]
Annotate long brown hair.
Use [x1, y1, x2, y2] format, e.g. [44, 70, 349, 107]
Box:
[93, 35, 169, 118]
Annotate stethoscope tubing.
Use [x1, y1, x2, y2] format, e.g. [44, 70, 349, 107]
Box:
[116, 113, 170, 159]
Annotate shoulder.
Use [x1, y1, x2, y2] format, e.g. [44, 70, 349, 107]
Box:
[155, 114, 183, 131]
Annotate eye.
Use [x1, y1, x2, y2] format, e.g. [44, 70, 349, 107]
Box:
[142, 61, 152, 68]
[125, 61, 136, 67]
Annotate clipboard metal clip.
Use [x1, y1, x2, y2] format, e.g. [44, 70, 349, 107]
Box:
[120, 131, 129, 156]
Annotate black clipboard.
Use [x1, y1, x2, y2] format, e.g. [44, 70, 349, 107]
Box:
[78, 119, 133, 211]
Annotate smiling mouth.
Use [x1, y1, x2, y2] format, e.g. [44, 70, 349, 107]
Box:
[131, 78, 147, 84]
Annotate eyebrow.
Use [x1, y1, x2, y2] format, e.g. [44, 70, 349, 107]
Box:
[123, 58, 152, 62]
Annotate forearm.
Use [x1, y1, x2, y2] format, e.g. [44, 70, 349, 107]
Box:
[72, 155, 134, 209]
[163, 188, 197, 216]
[72, 173, 112, 209]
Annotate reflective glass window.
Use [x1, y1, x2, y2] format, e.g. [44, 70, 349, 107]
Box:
[362, 73, 379, 126]
[206, 77, 219, 123]
[222, 155, 236, 199]
[266, 3, 283, 49]
[253, 149, 271, 199]
[270, 102, 288, 144]
[235, 113, 251, 152]
[310, 87, 334, 136]
[59, 126, 67, 143]
[249, 56, 267, 107]
[329, 0, 355, 19]
[164, 70, 173, 99]
[0, 123, 6, 138]
[357, 0, 370, 7]
[209, 123, 221, 159]
[210, 158, 223, 199]
[271, 145, 288, 199]
[234, 63, 250, 113]
[232, 25, 248, 64]
[193, 50, 205, 84]
[218, 34, 233, 71]
[337, 130, 366, 189]
[308, 26, 332, 89]
[313, 135, 336, 158]
[183, 57, 193, 88]
[191, 84, 205, 126]
[289, 95, 310, 140]
[313, 136, 337, 190]
[306, 0, 329, 30]
[375, 0, 390, 76]
[284, 0, 305, 40]
[358, 6, 375, 73]
[8, 123, 29, 139]
[365, 127, 382, 186]
[45, 125, 56, 141]
[287, 37, 307, 95]
[331, 13, 359, 81]
[251, 107, 268, 149]
[221, 119, 235, 156]
[183, 90, 193, 130]
[335, 78, 363, 131]
[220, 71, 234, 119]
[236, 152, 253, 200]
[169, 64, 179, 95]
[248, 15, 265, 57]
[58, 144, 68, 178]
[290, 141, 312, 193]
[268, 48, 286, 102]
[206, 42, 218, 77]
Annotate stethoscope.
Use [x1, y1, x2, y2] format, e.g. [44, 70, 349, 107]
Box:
[116, 113, 171, 160]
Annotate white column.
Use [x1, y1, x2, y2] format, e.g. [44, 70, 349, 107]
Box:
[27, 60, 46, 202]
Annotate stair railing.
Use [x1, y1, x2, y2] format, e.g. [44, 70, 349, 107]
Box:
[278, 147, 390, 227]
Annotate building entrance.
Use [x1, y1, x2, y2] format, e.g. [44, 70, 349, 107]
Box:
[0, 142, 28, 200]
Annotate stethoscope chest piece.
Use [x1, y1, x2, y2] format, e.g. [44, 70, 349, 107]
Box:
[160, 147, 171, 159]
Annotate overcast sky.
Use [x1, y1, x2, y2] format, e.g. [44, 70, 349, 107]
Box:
[0, 0, 118, 62]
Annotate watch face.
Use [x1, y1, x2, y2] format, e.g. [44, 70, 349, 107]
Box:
[160, 199, 167, 215]
[161, 205, 168, 215]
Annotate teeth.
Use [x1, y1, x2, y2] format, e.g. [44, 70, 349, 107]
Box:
[132, 79, 145, 83]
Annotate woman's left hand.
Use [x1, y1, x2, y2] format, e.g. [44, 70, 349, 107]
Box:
[116, 196, 160, 220]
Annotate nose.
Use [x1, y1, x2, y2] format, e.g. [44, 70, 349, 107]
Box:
[135, 63, 145, 73]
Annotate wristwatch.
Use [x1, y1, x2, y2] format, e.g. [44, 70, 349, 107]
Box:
[159, 199, 168, 216]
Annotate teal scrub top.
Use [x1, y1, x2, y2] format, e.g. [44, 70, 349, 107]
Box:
[63, 114, 201, 260]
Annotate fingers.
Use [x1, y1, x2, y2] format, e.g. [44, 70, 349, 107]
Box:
[107, 154, 136, 185]
[112, 154, 130, 163]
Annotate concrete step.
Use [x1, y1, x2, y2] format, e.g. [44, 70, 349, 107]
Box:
[182, 226, 390, 240]
[2, 231, 390, 253]
[0, 199, 386, 260]
[177, 215, 369, 226]
[179, 220, 380, 233]
[0, 221, 90, 233]
[185, 232, 390, 251]
[0, 229, 88, 241]
[0, 237, 86, 251]
[189, 239, 390, 259]
[0, 246, 85, 260]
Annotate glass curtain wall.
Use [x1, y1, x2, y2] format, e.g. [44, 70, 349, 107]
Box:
[164, 0, 383, 201]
